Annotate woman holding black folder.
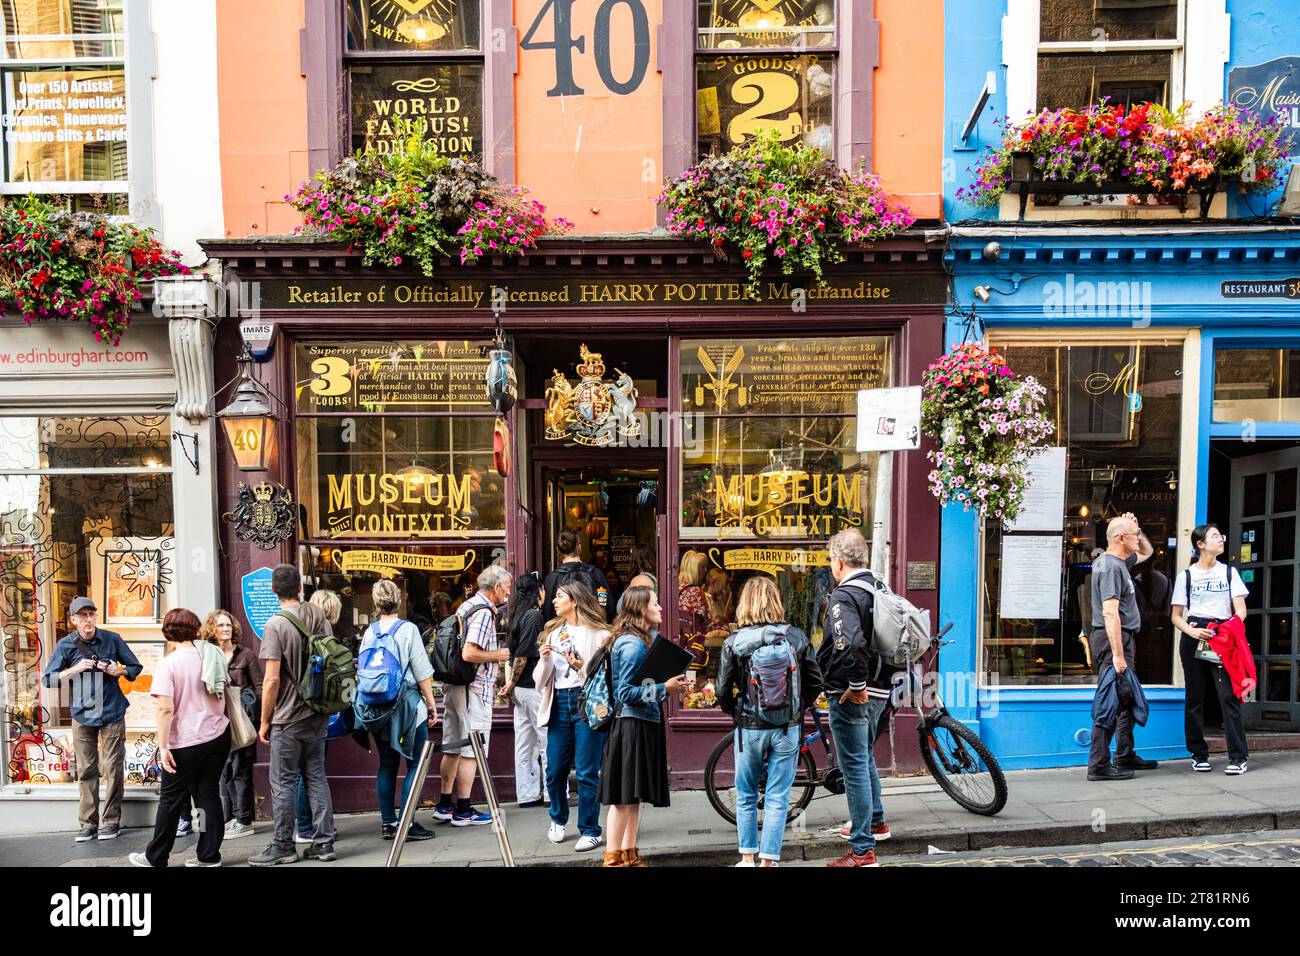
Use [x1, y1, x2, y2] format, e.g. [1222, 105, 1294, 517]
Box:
[600, 586, 688, 867]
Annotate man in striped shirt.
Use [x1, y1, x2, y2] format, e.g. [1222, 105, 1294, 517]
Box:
[433, 565, 512, 827]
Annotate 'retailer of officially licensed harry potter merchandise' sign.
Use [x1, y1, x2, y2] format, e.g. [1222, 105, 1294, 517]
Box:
[262, 274, 945, 310]
[1229, 56, 1300, 153]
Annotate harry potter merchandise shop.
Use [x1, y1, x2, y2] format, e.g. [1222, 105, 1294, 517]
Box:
[204, 235, 946, 809]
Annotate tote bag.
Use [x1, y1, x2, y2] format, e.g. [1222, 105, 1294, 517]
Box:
[224, 684, 258, 750]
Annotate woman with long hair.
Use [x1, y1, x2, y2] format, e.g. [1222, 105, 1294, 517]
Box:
[503, 571, 549, 807]
[130, 609, 231, 868]
[677, 549, 709, 668]
[716, 576, 823, 866]
[1172, 523, 1253, 775]
[533, 580, 611, 853]
[203, 610, 260, 840]
[600, 586, 687, 866]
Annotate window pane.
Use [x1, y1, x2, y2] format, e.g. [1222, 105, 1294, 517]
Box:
[1039, 0, 1177, 42]
[345, 0, 479, 52]
[0, 416, 171, 470]
[982, 342, 1183, 687]
[2, 65, 127, 184]
[1270, 563, 1295, 608]
[696, 53, 833, 156]
[0, 0, 124, 58]
[349, 62, 482, 159]
[296, 415, 505, 539]
[1243, 474, 1267, 517]
[1267, 613, 1293, 656]
[696, 0, 834, 50]
[295, 341, 493, 413]
[1213, 349, 1300, 423]
[1036, 51, 1171, 109]
[1272, 516, 1296, 562]
[1276, 468, 1298, 514]
[1266, 661, 1291, 702]
[675, 543, 832, 710]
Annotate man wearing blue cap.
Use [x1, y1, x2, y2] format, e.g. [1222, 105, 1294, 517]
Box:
[41, 596, 143, 842]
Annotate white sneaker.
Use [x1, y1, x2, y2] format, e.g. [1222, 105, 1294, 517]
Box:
[1191, 760, 1212, 772]
[1225, 761, 1247, 775]
[224, 820, 255, 840]
[735, 859, 755, 867]
[128, 852, 152, 868]
[185, 858, 221, 867]
[574, 834, 603, 852]
[547, 822, 566, 844]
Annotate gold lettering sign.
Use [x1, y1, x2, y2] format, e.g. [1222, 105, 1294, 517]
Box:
[295, 341, 492, 413]
[710, 472, 862, 538]
[696, 53, 834, 155]
[350, 63, 483, 157]
[324, 470, 478, 537]
[708, 547, 829, 574]
[338, 548, 477, 574]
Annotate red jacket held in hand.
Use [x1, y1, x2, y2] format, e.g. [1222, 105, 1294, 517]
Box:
[1206, 617, 1257, 701]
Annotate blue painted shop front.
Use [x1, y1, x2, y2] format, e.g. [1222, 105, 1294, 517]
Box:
[939, 229, 1300, 769]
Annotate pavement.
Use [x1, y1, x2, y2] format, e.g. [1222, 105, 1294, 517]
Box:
[5, 750, 1298, 868]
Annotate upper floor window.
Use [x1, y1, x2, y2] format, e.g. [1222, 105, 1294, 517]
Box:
[344, 0, 483, 159]
[0, 0, 127, 213]
[1037, 0, 1183, 109]
[695, 1, 836, 158]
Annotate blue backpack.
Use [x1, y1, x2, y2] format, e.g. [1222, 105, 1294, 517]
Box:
[356, 619, 406, 707]
[737, 624, 801, 729]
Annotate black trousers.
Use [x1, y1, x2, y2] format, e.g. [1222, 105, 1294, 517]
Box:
[1089, 629, 1137, 772]
[1181, 621, 1248, 764]
[146, 727, 231, 866]
[221, 744, 256, 824]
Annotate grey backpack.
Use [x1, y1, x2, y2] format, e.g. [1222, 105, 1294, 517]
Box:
[837, 574, 932, 668]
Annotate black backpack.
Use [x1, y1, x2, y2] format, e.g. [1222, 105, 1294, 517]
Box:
[548, 563, 604, 612]
[426, 603, 495, 686]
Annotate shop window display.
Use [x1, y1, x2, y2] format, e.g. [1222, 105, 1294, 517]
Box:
[0, 415, 174, 787]
[980, 342, 1184, 687]
[676, 336, 889, 709]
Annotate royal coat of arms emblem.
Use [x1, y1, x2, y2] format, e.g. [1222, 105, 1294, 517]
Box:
[544, 344, 640, 447]
[224, 481, 297, 550]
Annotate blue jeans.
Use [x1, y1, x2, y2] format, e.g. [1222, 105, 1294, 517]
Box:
[734, 725, 801, 862]
[374, 722, 429, 826]
[827, 697, 888, 856]
[545, 687, 607, 837]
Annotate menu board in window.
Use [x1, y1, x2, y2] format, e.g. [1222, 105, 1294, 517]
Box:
[295, 341, 493, 413]
[696, 54, 833, 156]
[350, 63, 483, 158]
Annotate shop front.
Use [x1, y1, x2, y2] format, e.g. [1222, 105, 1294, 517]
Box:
[944, 226, 1300, 770]
[206, 234, 945, 809]
[0, 309, 221, 834]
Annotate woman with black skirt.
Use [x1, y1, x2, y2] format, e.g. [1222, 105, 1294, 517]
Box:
[600, 586, 686, 867]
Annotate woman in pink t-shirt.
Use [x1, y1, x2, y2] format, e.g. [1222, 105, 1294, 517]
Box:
[129, 609, 231, 868]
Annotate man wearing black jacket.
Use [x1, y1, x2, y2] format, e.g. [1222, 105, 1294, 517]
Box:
[542, 528, 611, 621]
[817, 529, 893, 868]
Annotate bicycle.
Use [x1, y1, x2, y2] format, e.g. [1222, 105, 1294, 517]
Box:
[703, 622, 1008, 825]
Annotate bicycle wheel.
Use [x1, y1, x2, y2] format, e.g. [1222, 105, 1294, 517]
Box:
[919, 713, 1008, 816]
[703, 732, 819, 827]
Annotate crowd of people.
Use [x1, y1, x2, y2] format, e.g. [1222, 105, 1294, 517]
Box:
[40, 513, 1256, 868]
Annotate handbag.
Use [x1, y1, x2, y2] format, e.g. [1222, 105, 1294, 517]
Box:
[224, 683, 258, 750]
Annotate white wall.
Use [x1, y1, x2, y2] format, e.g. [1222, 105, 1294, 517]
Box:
[146, 0, 224, 264]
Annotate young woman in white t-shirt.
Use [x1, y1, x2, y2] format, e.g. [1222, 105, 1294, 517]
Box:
[1171, 523, 1249, 775]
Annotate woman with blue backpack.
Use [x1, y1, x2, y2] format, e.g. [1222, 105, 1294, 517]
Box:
[354, 579, 440, 841]
[716, 575, 824, 867]
[598, 586, 687, 867]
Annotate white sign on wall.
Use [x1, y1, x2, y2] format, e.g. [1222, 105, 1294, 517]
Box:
[856, 386, 922, 452]
[1007, 446, 1068, 532]
[999, 535, 1063, 620]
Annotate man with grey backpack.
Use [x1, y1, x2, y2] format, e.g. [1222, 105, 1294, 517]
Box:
[718, 576, 823, 867]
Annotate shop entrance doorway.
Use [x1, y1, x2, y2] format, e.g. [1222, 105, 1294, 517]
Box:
[534, 462, 666, 614]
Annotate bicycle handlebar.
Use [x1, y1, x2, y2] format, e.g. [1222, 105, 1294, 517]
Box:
[933, 622, 954, 642]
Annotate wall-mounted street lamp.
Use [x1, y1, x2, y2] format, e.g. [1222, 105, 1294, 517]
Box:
[215, 346, 281, 472]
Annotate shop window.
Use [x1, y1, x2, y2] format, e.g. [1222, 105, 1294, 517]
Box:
[0, 415, 174, 788]
[294, 340, 503, 541]
[0, 1, 127, 207]
[980, 342, 1183, 687]
[695, 1, 837, 158]
[676, 335, 889, 708]
[344, 0, 483, 158]
[1036, 0, 1180, 110]
[1213, 349, 1300, 424]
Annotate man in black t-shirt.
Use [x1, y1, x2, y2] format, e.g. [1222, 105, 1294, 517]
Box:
[502, 572, 547, 807]
[542, 528, 610, 621]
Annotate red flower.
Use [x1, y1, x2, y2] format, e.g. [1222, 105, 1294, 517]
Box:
[1020, 129, 1034, 142]
[742, 249, 753, 259]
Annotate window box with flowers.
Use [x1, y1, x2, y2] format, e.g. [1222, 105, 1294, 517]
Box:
[658, 132, 915, 298]
[0, 198, 189, 346]
[958, 103, 1288, 220]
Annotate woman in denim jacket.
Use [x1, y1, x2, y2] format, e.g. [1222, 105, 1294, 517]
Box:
[599, 586, 687, 867]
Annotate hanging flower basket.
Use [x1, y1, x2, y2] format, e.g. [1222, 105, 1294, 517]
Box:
[920, 344, 1055, 524]
[0, 198, 189, 345]
[286, 129, 572, 272]
[658, 131, 915, 298]
[957, 102, 1288, 217]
